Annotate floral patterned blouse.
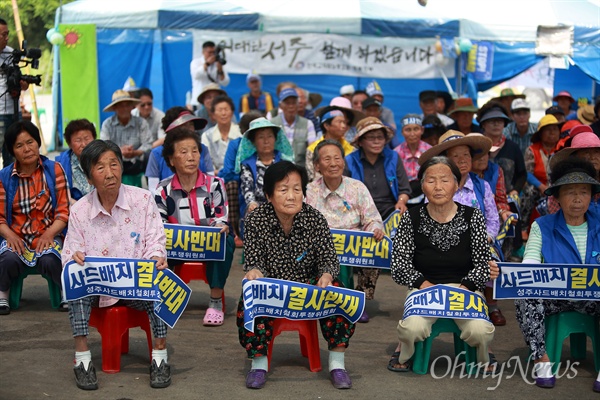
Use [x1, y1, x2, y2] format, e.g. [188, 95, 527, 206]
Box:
[306, 176, 383, 232]
[243, 202, 339, 282]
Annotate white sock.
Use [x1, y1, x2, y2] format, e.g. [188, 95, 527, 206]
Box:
[328, 351, 345, 372]
[75, 350, 92, 370]
[534, 361, 553, 378]
[208, 297, 222, 311]
[152, 349, 168, 365]
[251, 356, 268, 371]
[596, 370, 600, 382]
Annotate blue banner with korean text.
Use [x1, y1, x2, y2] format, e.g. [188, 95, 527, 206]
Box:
[0, 239, 62, 267]
[331, 228, 392, 269]
[164, 223, 226, 261]
[153, 268, 192, 329]
[383, 210, 402, 239]
[62, 257, 161, 302]
[242, 278, 365, 332]
[494, 263, 600, 300]
[403, 285, 490, 322]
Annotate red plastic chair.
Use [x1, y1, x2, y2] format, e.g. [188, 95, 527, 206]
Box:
[173, 262, 225, 312]
[88, 306, 153, 373]
[267, 319, 322, 372]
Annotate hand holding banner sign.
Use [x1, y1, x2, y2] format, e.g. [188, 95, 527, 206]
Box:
[493, 262, 600, 300]
[330, 228, 392, 269]
[0, 239, 62, 267]
[403, 285, 490, 322]
[163, 223, 226, 261]
[242, 278, 366, 332]
[62, 257, 192, 328]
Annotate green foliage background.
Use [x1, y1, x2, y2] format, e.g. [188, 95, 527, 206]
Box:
[1, 0, 77, 92]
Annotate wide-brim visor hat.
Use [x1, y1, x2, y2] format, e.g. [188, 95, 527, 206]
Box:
[315, 97, 365, 127]
[531, 114, 562, 143]
[103, 89, 141, 112]
[544, 170, 600, 197]
[165, 112, 208, 133]
[352, 117, 394, 146]
[418, 130, 492, 166]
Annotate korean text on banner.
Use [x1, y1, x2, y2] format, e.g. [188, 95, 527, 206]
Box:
[242, 278, 365, 332]
[62, 256, 161, 302]
[0, 239, 61, 267]
[164, 223, 226, 261]
[59, 24, 100, 130]
[494, 262, 600, 300]
[403, 285, 490, 322]
[331, 228, 391, 269]
[192, 31, 455, 79]
[153, 268, 192, 329]
[383, 210, 402, 239]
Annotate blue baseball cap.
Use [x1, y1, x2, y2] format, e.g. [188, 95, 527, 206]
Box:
[279, 88, 298, 102]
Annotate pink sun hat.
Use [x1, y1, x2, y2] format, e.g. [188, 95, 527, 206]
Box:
[550, 126, 599, 169]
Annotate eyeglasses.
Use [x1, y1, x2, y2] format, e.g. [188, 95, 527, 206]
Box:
[0, 32, 9, 38]
[139, 102, 152, 107]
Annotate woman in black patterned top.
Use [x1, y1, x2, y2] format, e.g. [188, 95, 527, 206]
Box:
[236, 161, 355, 390]
[388, 156, 495, 373]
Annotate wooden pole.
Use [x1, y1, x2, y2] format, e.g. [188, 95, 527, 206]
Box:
[11, 0, 47, 154]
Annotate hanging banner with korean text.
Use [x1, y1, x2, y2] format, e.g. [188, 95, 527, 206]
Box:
[494, 263, 600, 300]
[164, 223, 226, 261]
[62, 257, 161, 302]
[331, 229, 392, 269]
[193, 31, 455, 79]
[0, 239, 62, 267]
[383, 210, 402, 239]
[403, 285, 490, 322]
[242, 278, 365, 332]
[153, 268, 192, 329]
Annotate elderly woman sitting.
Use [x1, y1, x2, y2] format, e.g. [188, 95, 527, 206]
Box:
[55, 119, 96, 202]
[389, 156, 495, 372]
[237, 161, 356, 390]
[307, 139, 384, 322]
[0, 121, 70, 314]
[155, 127, 234, 326]
[62, 140, 170, 390]
[306, 97, 365, 181]
[515, 158, 600, 391]
[236, 117, 293, 217]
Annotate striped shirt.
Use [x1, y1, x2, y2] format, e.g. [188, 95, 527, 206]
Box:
[100, 115, 152, 162]
[0, 159, 70, 247]
[523, 221, 588, 263]
[503, 122, 538, 155]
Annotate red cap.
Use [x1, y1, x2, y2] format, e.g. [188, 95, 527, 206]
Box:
[569, 124, 593, 138]
[552, 91, 575, 103]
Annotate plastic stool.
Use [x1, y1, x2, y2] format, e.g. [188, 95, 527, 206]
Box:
[267, 319, 322, 372]
[545, 311, 600, 374]
[173, 262, 225, 312]
[412, 318, 478, 375]
[88, 306, 153, 373]
[121, 173, 144, 188]
[9, 268, 61, 310]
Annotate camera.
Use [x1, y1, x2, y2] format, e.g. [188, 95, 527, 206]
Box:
[215, 44, 227, 65]
[1, 40, 42, 119]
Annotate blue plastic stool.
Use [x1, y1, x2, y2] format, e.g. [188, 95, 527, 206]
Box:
[545, 311, 600, 374]
[412, 318, 478, 375]
[9, 268, 62, 310]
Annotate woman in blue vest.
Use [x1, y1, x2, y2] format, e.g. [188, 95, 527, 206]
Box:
[345, 117, 411, 322]
[55, 119, 96, 202]
[515, 158, 600, 391]
[236, 118, 293, 219]
[0, 121, 70, 314]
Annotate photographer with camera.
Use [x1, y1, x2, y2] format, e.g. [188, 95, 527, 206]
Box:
[0, 19, 30, 168]
[190, 41, 229, 109]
